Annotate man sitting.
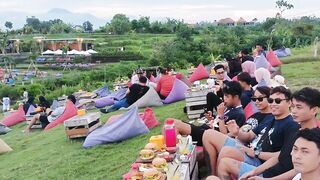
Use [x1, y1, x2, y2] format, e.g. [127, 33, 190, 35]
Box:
[101, 76, 149, 113]
[174, 81, 246, 147]
[239, 87, 320, 179]
[291, 128, 320, 180]
[215, 86, 300, 179]
[237, 72, 254, 108]
[24, 95, 77, 133]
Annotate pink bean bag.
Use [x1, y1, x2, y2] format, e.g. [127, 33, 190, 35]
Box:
[1, 105, 26, 127]
[266, 50, 282, 67]
[189, 63, 209, 83]
[44, 101, 78, 130]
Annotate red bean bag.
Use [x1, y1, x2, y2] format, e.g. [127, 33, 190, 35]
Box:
[266, 50, 282, 67]
[189, 63, 209, 83]
[44, 101, 78, 130]
[1, 105, 26, 127]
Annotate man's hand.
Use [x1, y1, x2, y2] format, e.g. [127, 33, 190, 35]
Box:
[217, 102, 225, 117]
[239, 170, 256, 180]
[226, 120, 239, 137]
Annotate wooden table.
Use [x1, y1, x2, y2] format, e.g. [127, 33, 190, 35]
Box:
[180, 145, 198, 180]
[185, 89, 212, 119]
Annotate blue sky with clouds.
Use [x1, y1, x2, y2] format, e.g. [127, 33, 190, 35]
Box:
[0, 0, 320, 28]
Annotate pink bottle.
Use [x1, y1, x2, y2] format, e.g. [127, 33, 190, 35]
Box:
[164, 118, 177, 148]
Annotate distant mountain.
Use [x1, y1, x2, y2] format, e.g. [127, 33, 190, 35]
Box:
[0, 8, 108, 30]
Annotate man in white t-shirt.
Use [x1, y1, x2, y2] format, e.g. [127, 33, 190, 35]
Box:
[23, 88, 28, 103]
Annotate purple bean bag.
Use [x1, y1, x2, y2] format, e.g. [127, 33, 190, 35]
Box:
[162, 79, 189, 104]
[93, 86, 111, 98]
[107, 88, 127, 101]
[94, 97, 115, 108]
[275, 48, 291, 57]
[83, 106, 149, 148]
[26, 105, 36, 116]
[254, 55, 272, 70]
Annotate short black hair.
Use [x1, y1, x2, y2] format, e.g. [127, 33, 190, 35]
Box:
[214, 64, 225, 72]
[67, 95, 76, 104]
[139, 76, 148, 84]
[241, 49, 249, 55]
[256, 43, 263, 47]
[237, 72, 251, 85]
[223, 81, 242, 98]
[292, 87, 320, 108]
[296, 128, 320, 152]
[270, 86, 292, 100]
[255, 86, 271, 98]
[158, 67, 166, 75]
[23, 87, 26, 91]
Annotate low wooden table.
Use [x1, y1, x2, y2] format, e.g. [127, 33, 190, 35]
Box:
[185, 89, 211, 119]
[180, 145, 198, 180]
[64, 112, 101, 139]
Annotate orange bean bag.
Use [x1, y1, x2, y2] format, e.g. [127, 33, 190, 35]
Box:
[266, 50, 282, 67]
[44, 101, 78, 130]
[189, 63, 209, 83]
[1, 105, 26, 127]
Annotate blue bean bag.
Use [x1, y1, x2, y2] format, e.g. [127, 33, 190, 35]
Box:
[94, 97, 115, 108]
[162, 79, 189, 104]
[93, 86, 111, 98]
[83, 106, 149, 148]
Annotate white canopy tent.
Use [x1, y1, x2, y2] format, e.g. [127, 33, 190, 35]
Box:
[86, 49, 98, 54]
[54, 49, 63, 55]
[42, 50, 55, 55]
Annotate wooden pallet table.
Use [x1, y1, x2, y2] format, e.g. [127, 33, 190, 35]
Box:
[185, 89, 211, 119]
[64, 112, 101, 139]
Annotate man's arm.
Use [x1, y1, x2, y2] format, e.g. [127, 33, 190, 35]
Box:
[237, 130, 257, 143]
[267, 169, 297, 180]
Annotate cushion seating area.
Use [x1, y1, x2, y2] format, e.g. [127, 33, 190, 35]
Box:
[0, 105, 26, 127]
[44, 101, 78, 130]
[266, 50, 282, 67]
[162, 79, 189, 104]
[0, 139, 12, 154]
[127, 88, 163, 109]
[188, 63, 210, 83]
[83, 106, 149, 148]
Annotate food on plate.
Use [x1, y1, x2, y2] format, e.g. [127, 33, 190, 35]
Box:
[152, 157, 168, 170]
[143, 169, 162, 180]
[139, 149, 155, 160]
[130, 171, 143, 180]
[144, 143, 157, 151]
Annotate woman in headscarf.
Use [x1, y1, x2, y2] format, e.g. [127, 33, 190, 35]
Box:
[241, 61, 258, 86]
[253, 68, 271, 89]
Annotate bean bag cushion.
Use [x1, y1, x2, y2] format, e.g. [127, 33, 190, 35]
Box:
[44, 101, 78, 130]
[275, 48, 291, 57]
[0, 139, 12, 154]
[176, 73, 192, 87]
[26, 105, 36, 116]
[162, 79, 189, 104]
[1, 105, 26, 127]
[244, 101, 259, 120]
[106, 107, 159, 129]
[93, 85, 111, 98]
[0, 124, 11, 135]
[107, 88, 127, 101]
[266, 50, 282, 67]
[189, 63, 209, 83]
[254, 55, 272, 70]
[94, 97, 115, 108]
[83, 106, 149, 148]
[127, 88, 163, 109]
[50, 100, 59, 110]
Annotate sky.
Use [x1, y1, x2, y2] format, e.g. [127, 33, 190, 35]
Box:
[0, 0, 320, 28]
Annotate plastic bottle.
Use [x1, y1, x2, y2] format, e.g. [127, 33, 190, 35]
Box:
[164, 118, 177, 148]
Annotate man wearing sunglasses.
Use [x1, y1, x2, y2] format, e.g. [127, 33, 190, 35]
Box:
[239, 87, 320, 180]
[215, 86, 300, 179]
[202, 86, 272, 175]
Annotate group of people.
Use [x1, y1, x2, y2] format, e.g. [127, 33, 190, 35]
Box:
[170, 44, 320, 180]
[100, 66, 179, 113]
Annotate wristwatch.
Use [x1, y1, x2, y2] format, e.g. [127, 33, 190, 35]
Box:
[254, 149, 261, 158]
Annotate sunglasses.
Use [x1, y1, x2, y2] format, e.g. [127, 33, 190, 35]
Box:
[251, 96, 266, 102]
[267, 98, 289, 104]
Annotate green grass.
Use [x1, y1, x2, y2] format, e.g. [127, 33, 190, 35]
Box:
[0, 101, 187, 180]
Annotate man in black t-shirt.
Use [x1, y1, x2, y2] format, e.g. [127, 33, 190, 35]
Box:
[173, 81, 245, 151]
[216, 86, 300, 179]
[100, 76, 149, 113]
[240, 87, 320, 180]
